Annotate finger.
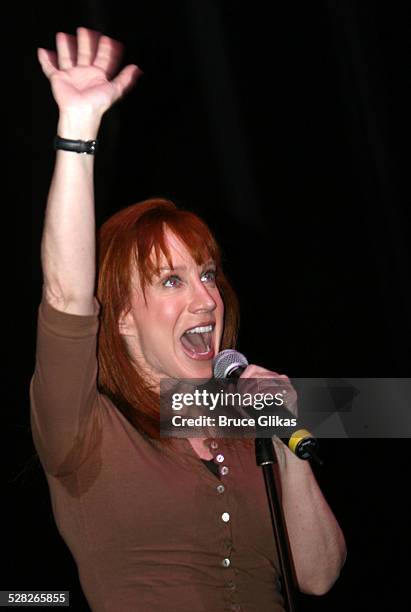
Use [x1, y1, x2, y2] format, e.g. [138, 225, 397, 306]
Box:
[239, 364, 260, 377]
[94, 35, 124, 78]
[77, 26, 101, 66]
[55, 32, 76, 69]
[111, 64, 143, 99]
[241, 365, 277, 379]
[37, 48, 58, 79]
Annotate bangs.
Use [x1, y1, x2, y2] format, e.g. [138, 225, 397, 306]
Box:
[132, 206, 221, 290]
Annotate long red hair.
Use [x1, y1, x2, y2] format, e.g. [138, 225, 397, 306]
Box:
[96, 198, 240, 439]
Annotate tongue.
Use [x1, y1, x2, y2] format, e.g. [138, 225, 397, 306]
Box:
[181, 332, 212, 355]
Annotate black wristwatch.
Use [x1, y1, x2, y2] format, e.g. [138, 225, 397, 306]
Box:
[53, 135, 98, 155]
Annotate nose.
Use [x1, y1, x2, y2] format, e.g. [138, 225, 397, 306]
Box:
[188, 279, 217, 314]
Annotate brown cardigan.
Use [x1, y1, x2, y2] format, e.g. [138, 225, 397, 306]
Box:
[30, 299, 285, 612]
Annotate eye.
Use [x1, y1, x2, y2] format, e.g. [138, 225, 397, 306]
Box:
[201, 269, 216, 285]
[162, 274, 182, 288]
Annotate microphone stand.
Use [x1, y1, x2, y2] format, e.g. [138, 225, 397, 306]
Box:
[255, 438, 297, 612]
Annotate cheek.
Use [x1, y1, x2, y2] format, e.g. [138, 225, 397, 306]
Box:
[154, 300, 183, 329]
[141, 300, 184, 352]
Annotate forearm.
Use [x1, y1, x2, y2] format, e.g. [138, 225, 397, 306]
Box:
[273, 439, 346, 595]
[42, 111, 102, 314]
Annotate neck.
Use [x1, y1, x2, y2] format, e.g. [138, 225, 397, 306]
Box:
[188, 437, 213, 459]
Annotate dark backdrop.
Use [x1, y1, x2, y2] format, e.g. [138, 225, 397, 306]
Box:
[6, 1, 410, 609]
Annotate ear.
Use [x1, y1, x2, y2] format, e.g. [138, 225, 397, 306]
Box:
[118, 308, 135, 337]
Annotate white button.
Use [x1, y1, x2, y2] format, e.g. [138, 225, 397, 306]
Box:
[220, 466, 229, 476]
[216, 454, 225, 463]
[217, 484, 225, 494]
[221, 512, 230, 522]
[222, 558, 231, 568]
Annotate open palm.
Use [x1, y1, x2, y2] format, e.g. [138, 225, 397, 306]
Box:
[38, 27, 141, 116]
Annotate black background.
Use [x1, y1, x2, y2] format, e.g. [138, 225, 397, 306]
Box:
[6, 1, 411, 609]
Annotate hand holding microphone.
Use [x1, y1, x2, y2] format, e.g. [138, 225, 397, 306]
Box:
[213, 349, 322, 465]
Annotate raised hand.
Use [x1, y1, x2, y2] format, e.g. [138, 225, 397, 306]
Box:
[37, 27, 142, 118]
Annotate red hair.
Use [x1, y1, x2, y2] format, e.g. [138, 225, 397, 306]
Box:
[97, 198, 240, 439]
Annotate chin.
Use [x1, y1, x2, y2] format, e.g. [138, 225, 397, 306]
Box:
[183, 359, 213, 380]
[197, 364, 213, 379]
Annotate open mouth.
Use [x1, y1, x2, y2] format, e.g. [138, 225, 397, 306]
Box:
[180, 323, 215, 361]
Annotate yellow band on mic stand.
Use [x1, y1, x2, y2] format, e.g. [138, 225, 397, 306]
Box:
[288, 429, 315, 455]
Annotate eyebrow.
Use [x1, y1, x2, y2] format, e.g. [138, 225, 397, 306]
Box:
[159, 265, 187, 272]
[159, 261, 215, 272]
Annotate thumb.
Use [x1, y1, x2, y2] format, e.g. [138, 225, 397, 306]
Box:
[111, 64, 143, 100]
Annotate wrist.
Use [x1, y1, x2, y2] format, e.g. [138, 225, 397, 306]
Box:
[57, 109, 102, 141]
[273, 436, 313, 475]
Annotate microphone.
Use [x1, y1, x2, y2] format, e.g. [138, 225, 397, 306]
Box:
[213, 348, 249, 378]
[213, 349, 322, 465]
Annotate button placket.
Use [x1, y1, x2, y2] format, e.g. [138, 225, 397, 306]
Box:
[204, 438, 219, 456]
[224, 539, 232, 553]
[205, 438, 232, 482]
[210, 439, 219, 451]
[209, 439, 236, 577]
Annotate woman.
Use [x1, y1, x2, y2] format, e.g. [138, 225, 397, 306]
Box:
[32, 27, 346, 611]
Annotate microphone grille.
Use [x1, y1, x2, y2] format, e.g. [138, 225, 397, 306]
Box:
[213, 349, 249, 378]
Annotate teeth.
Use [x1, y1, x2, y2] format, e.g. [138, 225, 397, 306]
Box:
[186, 325, 213, 334]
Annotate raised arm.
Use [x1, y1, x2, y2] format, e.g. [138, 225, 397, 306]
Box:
[38, 27, 142, 315]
